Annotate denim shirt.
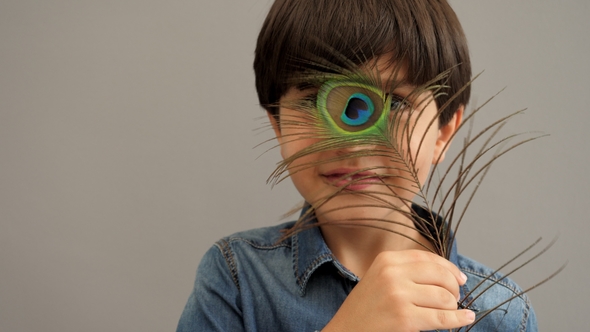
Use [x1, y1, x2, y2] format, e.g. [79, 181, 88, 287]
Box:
[177, 208, 537, 332]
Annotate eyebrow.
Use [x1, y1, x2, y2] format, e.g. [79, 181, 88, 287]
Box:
[383, 79, 417, 93]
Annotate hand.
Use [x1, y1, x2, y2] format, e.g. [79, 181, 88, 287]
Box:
[322, 250, 475, 332]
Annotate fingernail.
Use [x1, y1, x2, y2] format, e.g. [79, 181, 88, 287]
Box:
[465, 310, 475, 322]
[460, 272, 468, 283]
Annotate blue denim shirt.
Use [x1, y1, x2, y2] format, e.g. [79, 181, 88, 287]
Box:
[177, 208, 537, 331]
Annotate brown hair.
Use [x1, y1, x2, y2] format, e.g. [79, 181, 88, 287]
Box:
[253, 0, 471, 126]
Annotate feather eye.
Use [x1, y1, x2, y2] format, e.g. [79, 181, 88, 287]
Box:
[317, 80, 390, 134]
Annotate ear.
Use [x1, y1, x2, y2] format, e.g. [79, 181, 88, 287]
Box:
[267, 110, 282, 143]
[432, 105, 464, 164]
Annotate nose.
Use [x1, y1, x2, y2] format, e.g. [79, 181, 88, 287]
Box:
[333, 139, 378, 158]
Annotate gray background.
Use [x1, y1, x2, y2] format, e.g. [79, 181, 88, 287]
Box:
[0, 0, 588, 331]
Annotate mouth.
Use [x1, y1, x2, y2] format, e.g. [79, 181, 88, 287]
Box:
[321, 169, 382, 190]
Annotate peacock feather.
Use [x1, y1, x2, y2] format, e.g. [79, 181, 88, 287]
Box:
[259, 41, 565, 331]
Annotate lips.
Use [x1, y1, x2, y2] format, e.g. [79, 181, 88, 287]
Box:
[321, 168, 382, 190]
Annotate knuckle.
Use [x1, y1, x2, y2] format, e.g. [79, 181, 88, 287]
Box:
[375, 250, 393, 263]
[433, 262, 447, 275]
[385, 284, 406, 303]
[378, 264, 397, 280]
[444, 291, 459, 309]
[378, 263, 406, 283]
[437, 289, 453, 305]
[408, 249, 426, 261]
[437, 310, 449, 325]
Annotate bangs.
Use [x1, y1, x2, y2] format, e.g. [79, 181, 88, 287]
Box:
[255, 0, 471, 125]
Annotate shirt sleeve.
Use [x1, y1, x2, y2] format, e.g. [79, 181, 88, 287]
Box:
[176, 244, 245, 332]
[524, 303, 538, 332]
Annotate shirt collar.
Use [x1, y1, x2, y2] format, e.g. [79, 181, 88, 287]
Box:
[291, 204, 460, 296]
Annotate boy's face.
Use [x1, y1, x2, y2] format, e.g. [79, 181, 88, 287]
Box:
[269, 57, 462, 225]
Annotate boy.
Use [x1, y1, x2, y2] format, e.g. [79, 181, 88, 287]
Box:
[177, 0, 537, 331]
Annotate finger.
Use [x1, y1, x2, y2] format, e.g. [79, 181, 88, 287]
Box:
[407, 261, 461, 301]
[411, 308, 476, 331]
[377, 250, 467, 285]
[411, 284, 459, 310]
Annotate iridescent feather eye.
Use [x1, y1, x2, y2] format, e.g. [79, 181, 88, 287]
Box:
[316, 81, 391, 135]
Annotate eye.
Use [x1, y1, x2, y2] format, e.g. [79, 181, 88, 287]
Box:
[389, 95, 410, 112]
[316, 81, 389, 134]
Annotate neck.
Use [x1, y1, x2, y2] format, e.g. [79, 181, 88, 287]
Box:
[319, 210, 435, 278]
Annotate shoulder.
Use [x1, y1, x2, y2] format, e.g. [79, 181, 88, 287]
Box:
[457, 254, 525, 300]
[178, 222, 300, 331]
[456, 255, 538, 332]
[198, 221, 297, 289]
[213, 221, 295, 251]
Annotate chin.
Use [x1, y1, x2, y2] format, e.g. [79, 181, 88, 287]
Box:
[310, 192, 408, 226]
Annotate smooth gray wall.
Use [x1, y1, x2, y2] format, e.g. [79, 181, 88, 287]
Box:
[1, 1, 587, 331]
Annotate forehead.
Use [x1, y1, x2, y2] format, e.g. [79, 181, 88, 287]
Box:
[363, 55, 415, 92]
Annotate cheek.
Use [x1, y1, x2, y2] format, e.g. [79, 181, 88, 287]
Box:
[277, 111, 322, 160]
[402, 109, 440, 156]
[279, 139, 327, 204]
[390, 116, 439, 185]
[392, 118, 436, 159]
[279, 135, 320, 164]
